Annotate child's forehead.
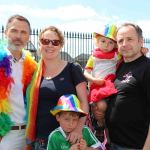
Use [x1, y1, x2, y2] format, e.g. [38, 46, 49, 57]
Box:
[98, 36, 115, 42]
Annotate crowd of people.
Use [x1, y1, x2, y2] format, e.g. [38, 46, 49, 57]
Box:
[0, 14, 150, 150]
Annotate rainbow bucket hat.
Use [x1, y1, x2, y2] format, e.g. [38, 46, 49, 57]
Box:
[50, 94, 87, 117]
[93, 24, 117, 41]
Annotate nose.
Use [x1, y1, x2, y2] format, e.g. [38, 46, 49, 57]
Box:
[122, 40, 127, 46]
[70, 121, 73, 126]
[48, 41, 53, 46]
[104, 43, 108, 47]
[15, 32, 22, 38]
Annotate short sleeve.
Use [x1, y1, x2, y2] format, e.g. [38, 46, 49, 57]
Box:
[47, 133, 58, 150]
[85, 55, 94, 70]
[70, 62, 86, 86]
[83, 126, 102, 149]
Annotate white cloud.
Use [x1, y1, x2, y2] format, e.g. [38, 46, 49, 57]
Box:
[1, 3, 149, 40]
[58, 20, 105, 33]
[0, 4, 96, 21]
[137, 20, 150, 38]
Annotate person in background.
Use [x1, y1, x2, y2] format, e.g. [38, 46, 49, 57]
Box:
[106, 23, 150, 150]
[26, 26, 89, 150]
[0, 15, 37, 150]
[47, 94, 102, 150]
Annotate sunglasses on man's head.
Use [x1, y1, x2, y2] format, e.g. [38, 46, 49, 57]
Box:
[40, 39, 61, 46]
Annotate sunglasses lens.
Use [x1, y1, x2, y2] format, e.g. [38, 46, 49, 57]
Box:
[40, 39, 61, 46]
[52, 40, 60, 46]
[40, 39, 50, 45]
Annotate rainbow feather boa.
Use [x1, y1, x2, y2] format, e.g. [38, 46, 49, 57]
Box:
[0, 40, 37, 137]
[26, 59, 44, 143]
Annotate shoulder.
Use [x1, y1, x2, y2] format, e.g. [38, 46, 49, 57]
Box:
[139, 56, 150, 70]
[82, 125, 93, 133]
[69, 61, 82, 67]
[48, 127, 61, 140]
[68, 61, 83, 70]
[24, 50, 37, 70]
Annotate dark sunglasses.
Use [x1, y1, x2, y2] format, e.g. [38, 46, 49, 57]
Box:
[40, 39, 61, 46]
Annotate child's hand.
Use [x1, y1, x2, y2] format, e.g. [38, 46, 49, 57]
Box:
[141, 47, 149, 56]
[93, 78, 105, 86]
[69, 143, 80, 150]
[79, 138, 87, 150]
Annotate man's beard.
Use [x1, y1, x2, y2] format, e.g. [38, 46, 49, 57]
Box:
[7, 39, 25, 51]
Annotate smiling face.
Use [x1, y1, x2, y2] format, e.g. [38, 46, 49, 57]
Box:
[39, 30, 63, 60]
[117, 25, 143, 62]
[5, 19, 30, 52]
[96, 36, 116, 53]
[56, 111, 80, 134]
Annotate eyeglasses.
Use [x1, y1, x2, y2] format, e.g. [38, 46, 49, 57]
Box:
[40, 39, 61, 46]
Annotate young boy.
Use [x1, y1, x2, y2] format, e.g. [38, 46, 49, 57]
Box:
[47, 94, 102, 150]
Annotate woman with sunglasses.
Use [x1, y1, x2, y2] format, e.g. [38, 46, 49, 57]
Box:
[25, 26, 89, 150]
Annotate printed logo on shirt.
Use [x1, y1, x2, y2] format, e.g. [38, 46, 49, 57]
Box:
[59, 77, 64, 81]
[121, 72, 132, 83]
[61, 145, 69, 149]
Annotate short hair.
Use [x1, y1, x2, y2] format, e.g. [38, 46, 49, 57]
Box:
[117, 23, 143, 39]
[57, 111, 81, 118]
[6, 14, 31, 32]
[39, 26, 65, 47]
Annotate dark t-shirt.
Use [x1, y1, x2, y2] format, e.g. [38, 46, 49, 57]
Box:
[36, 62, 86, 139]
[106, 56, 150, 148]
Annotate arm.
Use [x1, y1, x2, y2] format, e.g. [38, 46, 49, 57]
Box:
[84, 69, 105, 86]
[142, 64, 150, 150]
[143, 125, 150, 150]
[67, 82, 89, 144]
[84, 55, 104, 86]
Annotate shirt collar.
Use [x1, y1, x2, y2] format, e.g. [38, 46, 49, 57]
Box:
[5, 48, 26, 63]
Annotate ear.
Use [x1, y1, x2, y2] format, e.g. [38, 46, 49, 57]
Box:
[139, 37, 144, 47]
[56, 114, 60, 122]
[4, 29, 7, 38]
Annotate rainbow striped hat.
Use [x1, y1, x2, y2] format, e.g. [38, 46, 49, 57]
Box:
[93, 24, 117, 41]
[50, 94, 87, 116]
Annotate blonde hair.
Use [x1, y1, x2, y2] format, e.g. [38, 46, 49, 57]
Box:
[39, 26, 65, 47]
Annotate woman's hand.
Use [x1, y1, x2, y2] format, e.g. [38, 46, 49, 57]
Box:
[67, 127, 83, 145]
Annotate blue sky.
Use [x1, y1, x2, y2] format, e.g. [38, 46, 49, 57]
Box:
[1, 0, 150, 38]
